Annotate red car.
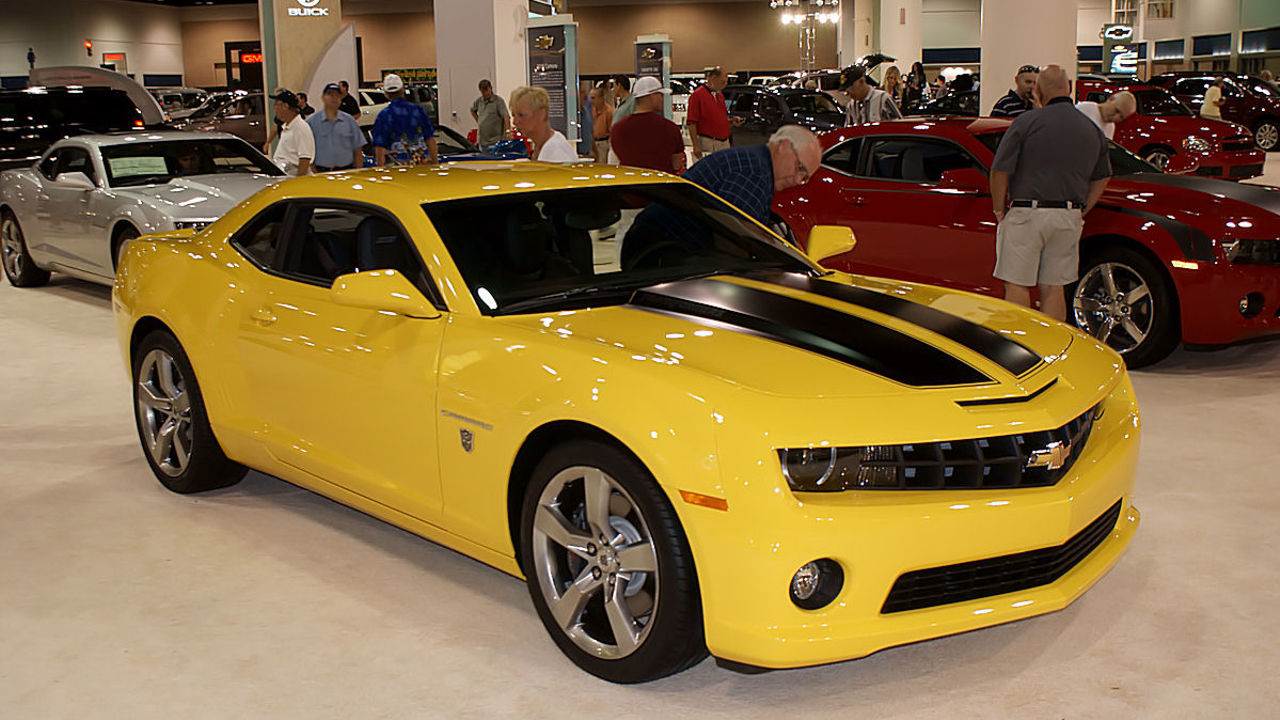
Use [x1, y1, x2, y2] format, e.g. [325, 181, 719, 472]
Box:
[1077, 79, 1264, 180]
[772, 118, 1280, 367]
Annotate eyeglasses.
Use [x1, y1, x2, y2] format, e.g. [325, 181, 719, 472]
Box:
[792, 145, 814, 184]
[1018, 65, 1040, 75]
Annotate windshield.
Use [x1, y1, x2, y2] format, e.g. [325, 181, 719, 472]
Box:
[424, 184, 818, 315]
[1242, 77, 1279, 98]
[785, 92, 841, 115]
[436, 126, 478, 155]
[976, 131, 1158, 175]
[365, 90, 389, 104]
[102, 138, 283, 187]
[1133, 89, 1191, 116]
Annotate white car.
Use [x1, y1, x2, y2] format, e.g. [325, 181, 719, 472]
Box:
[1, 131, 283, 288]
[357, 88, 391, 129]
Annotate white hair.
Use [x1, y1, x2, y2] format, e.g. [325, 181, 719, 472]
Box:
[1106, 90, 1137, 116]
[767, 125, 820, 155]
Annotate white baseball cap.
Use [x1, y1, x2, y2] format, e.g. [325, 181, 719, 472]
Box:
[382, 73, 405, 92]
[632, 76, 671, 99]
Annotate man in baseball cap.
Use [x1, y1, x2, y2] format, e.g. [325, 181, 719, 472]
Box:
[610, 76, 684, 173]
[840, 65, 902, 125]
[307, 82, 366, 172]
[371, 73, 437, 165]
[269, 88, 314, 176]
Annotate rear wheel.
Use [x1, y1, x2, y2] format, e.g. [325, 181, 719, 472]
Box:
[1254, 118, 1279, 152]
[1072, 247, 1179, 368]
[1, 210, 51, 288]
[132, 330, 247, 493]
[519, 440, 706, 683]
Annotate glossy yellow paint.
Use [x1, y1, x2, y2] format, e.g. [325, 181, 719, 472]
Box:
[112, 162, 1140, 670]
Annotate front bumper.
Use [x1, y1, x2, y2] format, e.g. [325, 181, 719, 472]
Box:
[1188, 148, 1266, 180]
[684, 377, 1141, 670]
[1173, 260, 1280, 345]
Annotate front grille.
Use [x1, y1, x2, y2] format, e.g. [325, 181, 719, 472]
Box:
[1223, 135, 1254, 152]
[1229, 163, 1264, 178]
[881, 499, 1124, 613]
[1194, 166, 1224, 176]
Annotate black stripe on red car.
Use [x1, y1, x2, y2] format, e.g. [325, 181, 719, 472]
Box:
[630, 278, 992, 387]
[1095, 203, 1216, 262]
[752, 271, 1042, 376]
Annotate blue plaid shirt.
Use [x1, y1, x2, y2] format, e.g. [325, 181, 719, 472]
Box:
[682, 144, 774, 222]
[370, 98, 435, 164]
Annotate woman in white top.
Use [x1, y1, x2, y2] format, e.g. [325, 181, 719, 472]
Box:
[509, 85, 580, 163]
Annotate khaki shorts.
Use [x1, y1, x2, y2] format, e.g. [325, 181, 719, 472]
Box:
[593, 139, 610, 163]
[993, 206, 1085, 287]
[697, 136, 731, 156]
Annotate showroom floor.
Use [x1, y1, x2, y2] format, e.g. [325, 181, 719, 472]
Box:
[3, 163, 1279, 718]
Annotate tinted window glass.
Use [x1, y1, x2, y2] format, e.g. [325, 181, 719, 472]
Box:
[1243, 77, 1279, 98]
[821, 138, 862, 174]
[281, 205, 427, 289]
[1133, 89, 1191, 116]
[863, 138, 981, 182]
[101, 138, 281, 187]
[785, 92, 841, 114]
[38, 149, 60, 180]
[730, 93, 756, 113]
[1172, 78, 1211, 96]
[56, 147, 96, 184]
[47, 90, 141, 131]
[423, 185, 816, 315]
[760, 98, 785, 122]
[977, 132, 1156, 175]
[233, 203, 289, 268]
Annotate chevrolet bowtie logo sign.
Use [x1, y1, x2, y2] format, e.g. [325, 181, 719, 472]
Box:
[1026, 441, 1071, 471]
[534, 35, 555, 50]
[1103, 25, 1133, 41]
[289, 0, 329, 16]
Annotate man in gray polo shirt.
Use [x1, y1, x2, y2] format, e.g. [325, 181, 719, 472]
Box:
[470, 79, 510, 150]
[990, 65, 1111, 322]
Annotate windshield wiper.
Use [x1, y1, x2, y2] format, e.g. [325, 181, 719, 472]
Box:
[498, 284, 639, 314]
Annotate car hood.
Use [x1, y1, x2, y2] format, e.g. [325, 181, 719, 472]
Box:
[499, 272, 1085, 401]
[1126, 115, 1250, 141]
[1109, 173, 1280, 216]
[117, 174, 281, 216]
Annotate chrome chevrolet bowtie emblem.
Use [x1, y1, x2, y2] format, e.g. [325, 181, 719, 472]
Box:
[460, 428, 474, 453]
[1026, 441, 1070, 471]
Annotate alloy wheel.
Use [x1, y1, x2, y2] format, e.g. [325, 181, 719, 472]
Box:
[1073, 261, 1155, 354]
[1144, 150, 1171, 171]
[2, 217, 24, 279]
[1256, 122, 1278, 152]
[530, 466, 659, 660]
[136, 348, 194, 477]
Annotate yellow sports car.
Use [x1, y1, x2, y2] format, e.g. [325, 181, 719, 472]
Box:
[112, 162, 1140, 683]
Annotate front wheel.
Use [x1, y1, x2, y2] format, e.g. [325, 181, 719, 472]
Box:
[1, 211, 51, 288]
[132, 330, 247, 493]
[1142, 147, 1173, 171]
[1071, 247, 1180, 368]
[519, 440, 706, 683]
[1254, 118, 1279, 152]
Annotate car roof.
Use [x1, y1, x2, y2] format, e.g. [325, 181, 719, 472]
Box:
[53, 130, 249, 148]
[261, 162, 679, 205]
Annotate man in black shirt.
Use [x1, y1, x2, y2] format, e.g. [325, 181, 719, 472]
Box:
[338, 80, 362, 123]
[991, 65, 1039, 118]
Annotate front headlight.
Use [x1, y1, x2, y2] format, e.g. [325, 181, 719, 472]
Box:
[778, 446, 903, 492]
[1182, 136, 1212, 153]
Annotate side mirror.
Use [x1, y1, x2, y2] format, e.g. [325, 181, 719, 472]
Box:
[1163, 153, 1199, 175]
[806, 225, 857, 263]
[54, 172, 95, 190]
[937, 167, 989, 193]
[331, 269, 439, 318]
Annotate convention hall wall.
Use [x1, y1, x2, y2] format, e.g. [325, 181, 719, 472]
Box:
[2, 0, 182, 81]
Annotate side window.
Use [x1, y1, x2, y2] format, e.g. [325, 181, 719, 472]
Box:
[761, 97, 785, 122]
[38, 149, 61, 180]
[821, 138, 862, 174]
[280, 205, 427, 291]
[1086, 92, 1108, 103]
[56, 147, 97, 185]
[232, 203, 289, 268]
[863, 138, 982, 183]
[1221, 79, 1242, 98]
[1173, 78, 1210, 96]
[730, 93, 756, 113]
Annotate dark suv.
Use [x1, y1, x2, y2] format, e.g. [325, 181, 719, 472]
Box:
[723, 85, 845, 146]
[1149, 72, 1280, 151]
[0, 87, 145, 170]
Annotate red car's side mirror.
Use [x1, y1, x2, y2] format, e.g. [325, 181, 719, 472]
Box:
[938, 167, 989, 193]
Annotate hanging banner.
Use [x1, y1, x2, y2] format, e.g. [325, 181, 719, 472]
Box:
[1102, 23, 1139, 75]
[529, 25, 569, 136]
[634, 35, 673, 120]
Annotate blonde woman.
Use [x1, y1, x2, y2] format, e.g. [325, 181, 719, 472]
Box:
[509, 85, 579, 162]
[882, 66, 902, 103]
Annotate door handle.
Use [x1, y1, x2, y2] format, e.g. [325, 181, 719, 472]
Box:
[251, 307, 278, 326]
[838, 189, 866, 206]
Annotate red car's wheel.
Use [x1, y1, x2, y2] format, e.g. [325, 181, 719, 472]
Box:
[1072, 247, 1179, 367]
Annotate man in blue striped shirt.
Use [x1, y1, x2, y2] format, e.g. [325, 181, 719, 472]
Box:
[991, 65, 1040, 118]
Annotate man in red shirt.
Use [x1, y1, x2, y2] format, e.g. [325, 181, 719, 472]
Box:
[611, 76, 685, 174]
[686, 66, 740, 161]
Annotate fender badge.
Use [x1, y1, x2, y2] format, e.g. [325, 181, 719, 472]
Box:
[460, 428, 474, 453]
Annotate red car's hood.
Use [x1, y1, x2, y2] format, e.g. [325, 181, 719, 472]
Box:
[1104, 173, 1280, 230]
[1121, 114, 1250, 141]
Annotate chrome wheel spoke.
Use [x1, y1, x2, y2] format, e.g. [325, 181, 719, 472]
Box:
[138, 384, 172, 414]
[616, 543, 657, 573]
[1100, 264, 1119, 297]
[154, 418, 176, 464]
[582, 468, 614, 535]
[1098, 317, 1116, 344]
[534, 505, 594, 559]
[551, 569, 599, 631]
[604, 581, 641, 655]
[1075, 296, 1104, 314]
[1124, 284, 1150, 306]
[157, 356, 181, 398]
[1121, 316, 1147, 344]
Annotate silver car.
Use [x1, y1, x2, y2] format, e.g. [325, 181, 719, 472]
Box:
[1, 131, 283, 288]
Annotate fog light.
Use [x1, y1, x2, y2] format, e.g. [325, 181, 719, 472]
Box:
[789, 559, 844, 610]
[1240, 292, 1264, 318]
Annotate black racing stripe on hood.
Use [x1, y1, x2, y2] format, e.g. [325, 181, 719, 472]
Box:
[630, 278, 992, 387]
[754, 271, 1042, 375]
[1094, 203, 1215, 261]
[1120, 172, 1280, 216]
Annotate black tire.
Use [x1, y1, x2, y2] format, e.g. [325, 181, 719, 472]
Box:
[113, 224, 139, 272]
[1253, 118, 1279, 152]
[1, 210, 51, 288]
[131, 330, 247, 493]
[1071, 246, 1180, 368]
[519, 440, 706, 683]
[1141, 146, 1173, 171]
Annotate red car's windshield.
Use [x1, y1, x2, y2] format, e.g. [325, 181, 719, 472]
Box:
[974, 131, 1160, 175]
[1132, 89, 1192, 116]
